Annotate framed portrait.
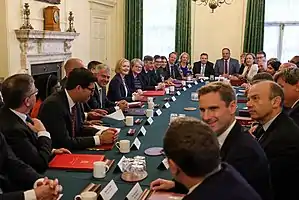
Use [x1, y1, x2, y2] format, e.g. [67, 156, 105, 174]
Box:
[35, 0, 61, 4]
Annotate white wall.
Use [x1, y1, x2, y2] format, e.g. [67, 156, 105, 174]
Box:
[191, 0, 248, 63]
[0, 0, 124, 77]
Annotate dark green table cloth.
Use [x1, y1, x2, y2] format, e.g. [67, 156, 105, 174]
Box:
[45, 83, 246, 199]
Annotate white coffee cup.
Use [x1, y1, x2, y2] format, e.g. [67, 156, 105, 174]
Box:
[169, 86, 175, 92]
[74, 191, 97, 200]
[181, 81, 186, 86]
[146, 109, 154, 118]
[165, 87, 170, 94]
[148, 101, 154, 109]
[93, 161, 109, 179]
[116, 140, 130, 153]
[125, 116, 134, 126]
[147, 97, 154, 103]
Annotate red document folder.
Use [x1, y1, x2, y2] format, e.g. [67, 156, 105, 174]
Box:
[142, 90, 165, 96]
[49, 154, 105, 170]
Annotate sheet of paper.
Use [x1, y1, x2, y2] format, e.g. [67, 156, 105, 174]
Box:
[104, 109, 125, 120]
[92, 125, 121, 134]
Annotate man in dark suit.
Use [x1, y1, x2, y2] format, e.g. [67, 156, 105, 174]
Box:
[60, 58, 85, 88]
[86, 61, 128, 113]
[275, 68, 299, 126]
[247, 81, 299, 200]
[150, 117, 261, 200]
[165, 52, 182, 80]
[0, 74, 70, 173]
[39, 68, 118, 150]
[197, 81, 272, 200]
[141, 56, 164, 88]
[0, 132, 61, 200]
[193, 53, 215, 77]
[214, 48, 240, 77]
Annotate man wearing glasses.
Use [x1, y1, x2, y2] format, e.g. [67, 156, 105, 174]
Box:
[256, 51, 267, 73]
[0, 74, 70, 173]
[39, 68, 118, 150]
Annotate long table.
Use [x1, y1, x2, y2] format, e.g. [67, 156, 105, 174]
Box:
[45, 82, 245, 199]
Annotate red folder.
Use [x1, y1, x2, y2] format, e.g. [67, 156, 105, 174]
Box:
[49, 154, 105, 170]
[142, 90, 165, 96]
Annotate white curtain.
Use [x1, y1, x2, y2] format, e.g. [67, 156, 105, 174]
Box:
[143, 0, 177, 57]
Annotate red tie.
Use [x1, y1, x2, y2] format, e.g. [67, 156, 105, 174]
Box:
[71, 104, 77, 137]
[224, 60, 228, 74]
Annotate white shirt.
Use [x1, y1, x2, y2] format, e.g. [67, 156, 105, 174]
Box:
[9, 109, 51, 139]
[242, 64, 258, 81]
[262, 112, 281, 131]
[217, 120, 236, 148]
[64, 90, 101, 145]
[201, 64, 206, 75]
[291, 99, 299, 108]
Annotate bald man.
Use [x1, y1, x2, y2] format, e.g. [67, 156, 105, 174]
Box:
[60, 58, 85, 88]
[247, 81, 299, 200]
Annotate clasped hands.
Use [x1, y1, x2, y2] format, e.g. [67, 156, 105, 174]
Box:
[35, 177, 62, 200]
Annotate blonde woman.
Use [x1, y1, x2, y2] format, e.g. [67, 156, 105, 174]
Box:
[178, 52, 192, 78]
[107, 58, 141, 102]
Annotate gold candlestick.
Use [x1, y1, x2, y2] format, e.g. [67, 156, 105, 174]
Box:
[20, 3, 34, 30]
[66, 11, 76, 32]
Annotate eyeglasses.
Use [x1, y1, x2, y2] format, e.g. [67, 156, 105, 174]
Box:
[27, 89, 39, 97]
[85, 87, 95, 93]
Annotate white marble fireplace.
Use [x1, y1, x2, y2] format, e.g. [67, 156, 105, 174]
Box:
[14, 30, 79, 78]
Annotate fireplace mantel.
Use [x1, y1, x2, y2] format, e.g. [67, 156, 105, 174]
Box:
[14, 30, 79, 74]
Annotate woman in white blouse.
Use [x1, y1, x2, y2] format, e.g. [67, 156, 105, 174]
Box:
[240, 53, 258, 81]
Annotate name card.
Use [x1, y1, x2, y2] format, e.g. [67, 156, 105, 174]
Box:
[126, 183, 143, 200]
[171, 96, 176, 102]
[145, 117, 154, 125]
[182, 87, 187, 91]
[187, 84, 192, 88]
[163, 102, 171, 109]
[176, 91, 181, 96]
[194, 81, 199, 85]
[138, 126, 147, 136]
[155, 109, 162, 116]
[131, 137, 141, 150]
[100, 180, 118, 200]
[158, 158, 169, 170]
[199, 79, 204, 83]
[114, 156, 126, 173]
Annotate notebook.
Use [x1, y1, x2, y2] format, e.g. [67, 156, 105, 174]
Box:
[49, 154, 105, 170]
[142, 90, 165, 96]
[125, 108, 146, 116]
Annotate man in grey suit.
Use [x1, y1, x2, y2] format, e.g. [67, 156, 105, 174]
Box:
[214, 48, 240, 77]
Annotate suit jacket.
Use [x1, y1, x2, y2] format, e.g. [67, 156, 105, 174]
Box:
[1, 191, 25, 200]
[221, 122, 272, 200]
[192, 61, 215, 77]
[85, 84, 116, 114]
[288, 101, 299, 126]
[0, 132, 40, 193]
[60, 76, 67, 89]
[165, 64, 182, 80]
[107, 73, 133, 102]
[183, 163, 261, 200]
[38, 90, 97, 150]
[0, 107, 52, 173]
[214, 58, 240, 76]
[258, 112, 299, 200]
[126, 72, 155, 93]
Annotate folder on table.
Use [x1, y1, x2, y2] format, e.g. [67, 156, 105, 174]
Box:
[128, 102, 143, 108]
[125, 108, 146, 116]
[49, 154, 105, 170]
[142, 90, 165, 96]
[140, 96, 156, 102]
